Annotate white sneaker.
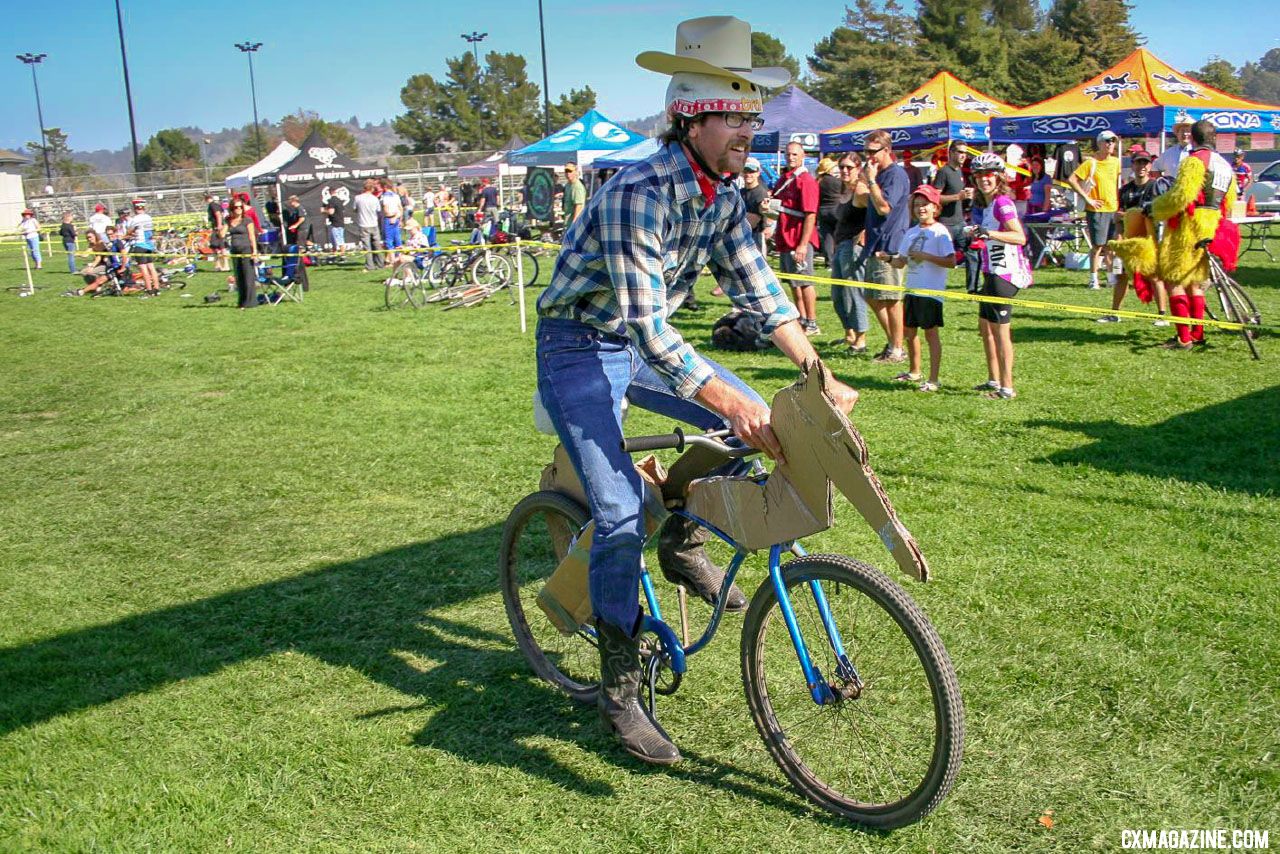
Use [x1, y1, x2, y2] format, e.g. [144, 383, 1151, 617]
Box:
[1095, 315, 1121, 323]
[1153, 318, 1170, 327]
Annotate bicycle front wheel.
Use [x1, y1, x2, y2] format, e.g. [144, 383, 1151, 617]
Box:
[469, 251, 512, 289]
[741, 554, 963, 828]
[499, 491, 599, 703]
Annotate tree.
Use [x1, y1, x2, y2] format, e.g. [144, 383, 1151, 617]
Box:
[547, 86, 597, 130]
[1048, 0, 1140, 73]
[137, 129, 201, 172]
[916, 0, 1011, 100]
[281, 111, 359, 156]
[24, 127, 94, 189]
[1005, 27, 1087, 105]
[1192, 58, 1242, 96]
[394, 51, 542, 153]
[807, 0, 935, 119]
[1241, 61, 1280, 105]
[751, 31, 802, 85]
[220, 123, 282, 167]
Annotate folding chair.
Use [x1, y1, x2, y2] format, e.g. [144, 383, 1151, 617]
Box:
[255, 256, 303, 305]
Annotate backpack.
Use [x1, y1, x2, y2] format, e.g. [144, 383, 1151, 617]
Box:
[711, 310, 771, 352]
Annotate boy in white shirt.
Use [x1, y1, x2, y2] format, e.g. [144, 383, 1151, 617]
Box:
[890, 184, 955, 391]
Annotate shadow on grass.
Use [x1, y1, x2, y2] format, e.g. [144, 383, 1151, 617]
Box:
[1028, 384, 1280, 496]
[0, 523, 848, 824]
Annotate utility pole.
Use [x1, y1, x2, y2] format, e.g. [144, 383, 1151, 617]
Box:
[537, 0, 551, 135]
[461, 32, 489, 149]
[201, 137, 212, 186]
[235, 42, 264, 158]
[15, 53, 53, 187]
[113, 0, 141, 175]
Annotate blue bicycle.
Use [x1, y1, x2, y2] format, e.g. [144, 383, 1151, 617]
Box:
[500, 426, 964, 828]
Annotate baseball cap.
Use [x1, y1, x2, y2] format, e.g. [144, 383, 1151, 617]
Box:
[1128, 145, 1152, 162]
[911, 184, 941, 205]
[1096, 130, 1118, 144]
[743, 156, 761, 172]
[94, 203, 106, 212]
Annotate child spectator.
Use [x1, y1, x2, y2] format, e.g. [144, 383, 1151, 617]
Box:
[59, 211, 77, 274]
[890, 185, 954, 391]
[19, 209, 42, 269]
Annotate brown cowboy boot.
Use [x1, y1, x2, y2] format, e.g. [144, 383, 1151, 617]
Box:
[656, 515, 748, 612]
[595, 617, 680, 765]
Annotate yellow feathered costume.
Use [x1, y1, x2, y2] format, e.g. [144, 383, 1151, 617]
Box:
[1109, 152, 1236, 286]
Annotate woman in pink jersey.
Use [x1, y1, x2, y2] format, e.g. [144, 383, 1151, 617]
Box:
[969, 153, 1031, 400]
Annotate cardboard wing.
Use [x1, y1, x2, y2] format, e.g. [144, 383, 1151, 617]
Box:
[684, 361, 930, 581]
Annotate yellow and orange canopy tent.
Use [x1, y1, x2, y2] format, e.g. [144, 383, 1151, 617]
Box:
[820, 71, 1016, 151]
[991, 48, 1280, 142]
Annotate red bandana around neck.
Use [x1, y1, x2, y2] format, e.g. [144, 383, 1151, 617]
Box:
[682, 144, 723, 207]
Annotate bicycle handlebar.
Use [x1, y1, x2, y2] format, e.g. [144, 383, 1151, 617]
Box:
[621, 427, 755, 458]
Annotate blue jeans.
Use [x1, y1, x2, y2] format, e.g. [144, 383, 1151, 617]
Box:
[329, 226, 345, 249]
[535, 317, 765, 632]
[25, 235, 42, 267]
[832, 239, 869, 334]
[949, 223, 981, 294]
[63, 239, 77, 273]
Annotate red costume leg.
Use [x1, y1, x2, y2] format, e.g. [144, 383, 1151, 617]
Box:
[1170, 293, 1192, 344]
[1189, 294, 1206, 342]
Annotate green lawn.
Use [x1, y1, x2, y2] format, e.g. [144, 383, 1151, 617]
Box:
[1, 237, 1277, 852]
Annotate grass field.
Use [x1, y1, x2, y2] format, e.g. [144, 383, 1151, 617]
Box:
[1, 235, 1277, 852]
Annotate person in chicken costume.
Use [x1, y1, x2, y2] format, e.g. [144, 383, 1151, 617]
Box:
[1149, 120, 1236, 349]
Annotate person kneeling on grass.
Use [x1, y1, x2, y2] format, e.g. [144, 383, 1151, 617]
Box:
[890, 185, 954, 392]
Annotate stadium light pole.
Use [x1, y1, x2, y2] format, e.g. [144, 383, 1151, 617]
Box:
[537, 0, 551, 135]
[113, 0, 142, 176]
[235, 42, 264, 159]
[15, 53, 53, 188]
[461, 31, 489, 150]
[201, 137, 211, 187]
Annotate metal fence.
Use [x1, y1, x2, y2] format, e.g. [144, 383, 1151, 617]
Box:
[18, 148, 524, 224]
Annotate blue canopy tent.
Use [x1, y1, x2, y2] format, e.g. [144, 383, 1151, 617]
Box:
[751, 86, 854, 153]
[508, 109, 647, 168]
[588, 138, 661, 170]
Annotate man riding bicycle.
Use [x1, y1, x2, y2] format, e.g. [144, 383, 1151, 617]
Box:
[534, 16, 859, 765]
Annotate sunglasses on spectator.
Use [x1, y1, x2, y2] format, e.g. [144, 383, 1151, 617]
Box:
[865, 146, 884, 155]
[713, 113, 765, 130]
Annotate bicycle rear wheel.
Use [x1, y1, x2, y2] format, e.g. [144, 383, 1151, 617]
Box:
[384, 261, 419, 309]
[514, 247, 539, 288]
[741, 554, 963, 828]
[499, 491, 599, 703]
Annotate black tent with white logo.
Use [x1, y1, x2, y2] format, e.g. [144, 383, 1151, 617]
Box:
[250, 130, 387, 246]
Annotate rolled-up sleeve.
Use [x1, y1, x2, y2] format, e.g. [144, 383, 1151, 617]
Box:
[710, 193, 800, 336]
[599, 185, 715, 399]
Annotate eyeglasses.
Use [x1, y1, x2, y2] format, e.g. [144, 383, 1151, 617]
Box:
[838, 164, 857, 171]
[716, 113, 765, 131]
[865, 146, 884, 155]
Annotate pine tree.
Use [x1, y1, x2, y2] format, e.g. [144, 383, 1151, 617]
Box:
[24, 127, 94, 189]
[751, 31, 802, 85]
[548, 87, 597, 130]
[281, 111, 360, 156]
[1006, 26, 1088, 104]
[1048, 0, 1140, 72]
[1192, 58, 1243, 96]
[916, 0, 1012, 100]
[395, 51, 542, 152]
[137, 129, 201, 172]
[807, 0, 934, 118]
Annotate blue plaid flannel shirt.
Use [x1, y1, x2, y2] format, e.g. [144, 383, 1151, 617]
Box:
[537, 143, 799, 399]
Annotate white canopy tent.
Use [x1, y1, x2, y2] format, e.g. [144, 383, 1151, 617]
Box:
[224, 141, 300, 189]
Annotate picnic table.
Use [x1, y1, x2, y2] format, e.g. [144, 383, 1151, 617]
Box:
[1232, 215, 1280, 262]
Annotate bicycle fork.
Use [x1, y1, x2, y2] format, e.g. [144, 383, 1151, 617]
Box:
[769, 544, 864, 705]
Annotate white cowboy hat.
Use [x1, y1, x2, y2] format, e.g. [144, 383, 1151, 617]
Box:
[636, 16, 791, 90]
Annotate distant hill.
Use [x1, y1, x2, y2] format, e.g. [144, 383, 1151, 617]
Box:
[68, 116, 405, 173]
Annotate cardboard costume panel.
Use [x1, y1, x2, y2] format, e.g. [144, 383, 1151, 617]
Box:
[685, 361, 930, 580]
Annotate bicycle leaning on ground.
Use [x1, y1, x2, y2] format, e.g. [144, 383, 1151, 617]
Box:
[1199, 238, 1263, 360]
[499, 364, 964, 828]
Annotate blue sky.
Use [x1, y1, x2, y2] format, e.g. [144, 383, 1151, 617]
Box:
[2, 0, 1278, 155]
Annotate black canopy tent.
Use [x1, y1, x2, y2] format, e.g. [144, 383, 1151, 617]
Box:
[250, 130, 387, 246]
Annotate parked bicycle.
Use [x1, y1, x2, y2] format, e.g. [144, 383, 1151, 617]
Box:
[1200, 239, 1263, 360]
[500, 369, 964, 828]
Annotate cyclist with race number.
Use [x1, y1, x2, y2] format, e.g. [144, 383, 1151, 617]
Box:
[534, 16, 859, 765]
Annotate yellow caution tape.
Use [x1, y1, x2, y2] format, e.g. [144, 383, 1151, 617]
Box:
[776, 268, 1268, 332]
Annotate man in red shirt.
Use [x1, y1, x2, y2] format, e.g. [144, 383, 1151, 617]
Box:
[773, 140, 821, 335]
